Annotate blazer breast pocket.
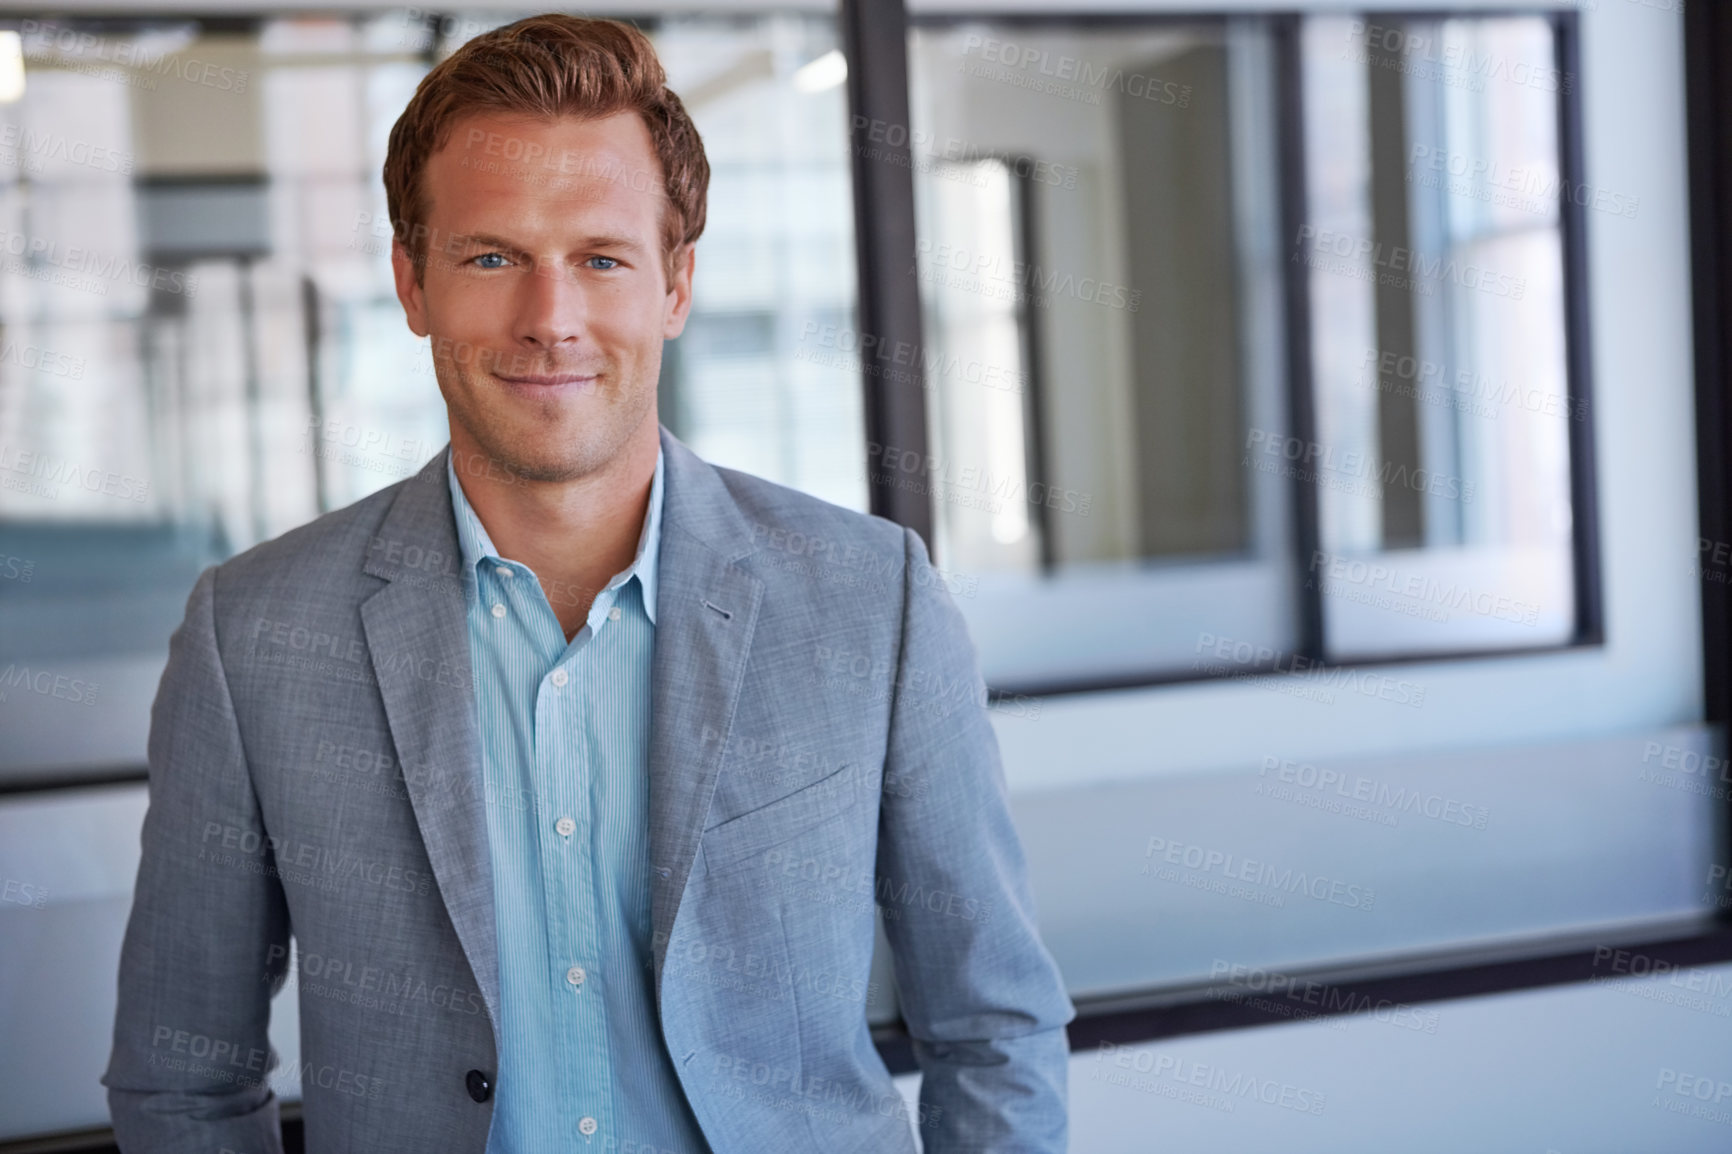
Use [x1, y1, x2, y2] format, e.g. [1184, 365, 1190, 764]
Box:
[701, 762, 867, 878]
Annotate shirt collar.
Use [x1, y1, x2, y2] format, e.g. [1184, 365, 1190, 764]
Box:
[445, 444, 663, 625]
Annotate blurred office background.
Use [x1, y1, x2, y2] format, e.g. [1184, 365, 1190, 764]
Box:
[2, 0, 1730, 1150]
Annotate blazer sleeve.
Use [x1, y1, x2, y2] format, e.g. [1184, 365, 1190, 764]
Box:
[101, 565, 292, 1154]
[875, 526, 1075, 1153]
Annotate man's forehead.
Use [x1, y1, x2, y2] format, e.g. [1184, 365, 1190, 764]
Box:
[433, 110, 666, 198]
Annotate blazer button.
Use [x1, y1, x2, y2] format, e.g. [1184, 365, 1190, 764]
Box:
[466, 1069, 493, 1103]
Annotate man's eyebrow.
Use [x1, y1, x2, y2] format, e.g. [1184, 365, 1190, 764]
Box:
[583, 233, 649, 254]
[446, 231, 649, 255]
[446, 232, 530, 256]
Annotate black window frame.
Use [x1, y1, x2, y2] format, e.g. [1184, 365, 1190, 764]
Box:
[850, 4, 1605, 700]
[841, 0, 1731, 1072]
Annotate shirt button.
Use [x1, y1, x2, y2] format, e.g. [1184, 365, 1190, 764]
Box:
[495, 565, 511, 578]
[551, 668, 569, 688]
[579, 1117, 598, 1136]
[608, 606, 621, 621]
[556, 816, 576, 837]
[490, 603, 506, 619]
[566, 965, 586, 988]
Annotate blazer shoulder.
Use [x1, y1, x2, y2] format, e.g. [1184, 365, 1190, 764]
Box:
[207, 472, 426, 604]
[709, 460, 908, 559]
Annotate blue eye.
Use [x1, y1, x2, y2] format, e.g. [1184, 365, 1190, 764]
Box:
[587, 256, 619, 270]
[473, 253, 509, 269]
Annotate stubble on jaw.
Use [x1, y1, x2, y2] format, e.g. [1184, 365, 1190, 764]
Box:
[432, 341, 658, 485]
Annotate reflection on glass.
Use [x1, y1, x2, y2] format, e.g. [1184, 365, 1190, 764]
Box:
[0, 10, 862, 781]
[919, 157, 1035, 571]
[654, 14, 864, 511]
[1303, 15, 1576, 656]
[909, 19, 1297, 689]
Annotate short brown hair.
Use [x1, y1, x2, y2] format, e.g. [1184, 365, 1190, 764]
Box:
[383, 14, 708, 282]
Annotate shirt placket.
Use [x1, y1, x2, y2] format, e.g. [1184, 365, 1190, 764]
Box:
[531, 579, 619, 1149]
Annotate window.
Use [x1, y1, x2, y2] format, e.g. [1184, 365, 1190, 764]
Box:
[902, 11, 1595, 694]
[1301, 15, 1582, 658]
[0, 9, 865, 785]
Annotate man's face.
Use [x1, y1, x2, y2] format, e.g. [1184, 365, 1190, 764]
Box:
[392, 110, 694, 483]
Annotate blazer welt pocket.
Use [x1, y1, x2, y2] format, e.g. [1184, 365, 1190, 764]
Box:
[701, 762, 866, 877]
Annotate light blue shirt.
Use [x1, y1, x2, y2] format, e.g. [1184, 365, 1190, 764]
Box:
[446, 447, 709, 1154]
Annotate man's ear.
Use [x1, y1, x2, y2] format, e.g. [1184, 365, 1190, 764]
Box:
[662, 244, 695, 340]
[391, 238, 430, 338]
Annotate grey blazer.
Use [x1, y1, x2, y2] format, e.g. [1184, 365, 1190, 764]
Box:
[102, 425, 1074, 1153]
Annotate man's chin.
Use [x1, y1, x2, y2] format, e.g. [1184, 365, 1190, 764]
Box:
[460, 430, 613, 484]
[493, 374, 604, 403]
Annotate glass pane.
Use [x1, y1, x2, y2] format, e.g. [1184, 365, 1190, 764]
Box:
[654, 15, 864, 510]
[1300, 15, 1577, 658]
[907, 18, 1297, 690]
[0, 10, 862, 783]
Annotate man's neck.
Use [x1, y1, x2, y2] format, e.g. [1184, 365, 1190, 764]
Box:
[451, 423, 659, 640]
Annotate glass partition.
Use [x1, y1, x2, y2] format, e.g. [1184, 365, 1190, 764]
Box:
[0, 10, 863, 784]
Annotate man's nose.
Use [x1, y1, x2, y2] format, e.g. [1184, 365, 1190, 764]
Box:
[513, 256, 588, 349]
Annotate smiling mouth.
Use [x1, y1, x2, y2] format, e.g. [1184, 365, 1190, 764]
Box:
[495, 372, 600, 387]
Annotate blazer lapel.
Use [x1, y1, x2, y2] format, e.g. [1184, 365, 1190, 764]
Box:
[349, 430, 765, 1025]
[358, 450, 501, 1040]
[647, 426, 765, 991]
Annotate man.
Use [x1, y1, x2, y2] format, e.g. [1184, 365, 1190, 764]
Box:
[103, 14, 1072, 1153]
